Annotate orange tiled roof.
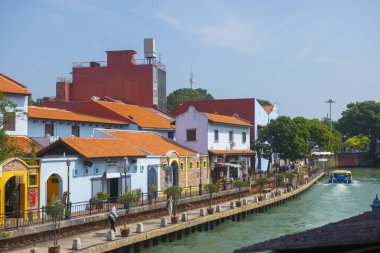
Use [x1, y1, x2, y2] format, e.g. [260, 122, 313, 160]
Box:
[8, 136, 41, 153]
[96, 101, 175, 129]
[105, 130, 196, 156]
[209, 150, 255, 155]
[262, 105, 274, 114]
[59, 137, 147, 158]
[204, 113, 252, 127]
[28, 106, 127, 125]
[0, 73, 31, 95]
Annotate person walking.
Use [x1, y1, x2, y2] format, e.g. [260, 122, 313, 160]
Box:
[108, 206, 118, 232]
[166, 196, 173, 216]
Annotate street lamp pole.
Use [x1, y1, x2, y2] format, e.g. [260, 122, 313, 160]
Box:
[197, 153, 202, 195]
[325, 99, 335, 130]
[124, 157, 129, 193]
[66, 158, 71, 220]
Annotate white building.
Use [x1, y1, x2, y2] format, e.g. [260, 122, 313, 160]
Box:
[175, 106, 255, 182]
[37, 129, 202, 205]
[28, 106, 129, 142]
[0, 72, 30, 136]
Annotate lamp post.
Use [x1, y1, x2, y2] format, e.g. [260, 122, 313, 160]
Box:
[197, 153, 202, 195]
[124, 157, 129, 193]
[325, 99, 335, 130]
[66, 158, 71, 220]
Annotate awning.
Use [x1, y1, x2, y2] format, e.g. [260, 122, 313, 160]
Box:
[106, 172, 121, 179]
[209, 150, 256, 155]
[215, 162, 242, 168]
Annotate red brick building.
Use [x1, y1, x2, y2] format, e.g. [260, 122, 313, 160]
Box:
[56, 39, 167, 111]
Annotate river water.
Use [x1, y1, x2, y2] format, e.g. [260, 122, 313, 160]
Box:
[141, 168, 380, 253]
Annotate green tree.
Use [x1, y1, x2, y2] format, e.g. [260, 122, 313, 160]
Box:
[164, 186, 182, 217]
[336, 101, 380, 163]
[255, 177, 268, 196]
[0, 92, 26, 161]
[344, 136, 370, 151]
[28, 96, 54, 106]
[118, 189, 140, 228]
[203, 183, 219, 208]
[233, 179, 248, 201]
[167, 88, 214, 111]
[274, 174, 284, 191]
[45, 199, 65, 247]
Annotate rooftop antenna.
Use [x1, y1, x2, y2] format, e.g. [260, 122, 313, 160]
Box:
[190, 65, 195, 89]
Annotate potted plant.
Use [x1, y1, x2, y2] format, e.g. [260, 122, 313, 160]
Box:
[117, 189, 140, 237]
[274, 174, 285, 193]
[256, 177, 269, 201]
[203, 183, 219, 214]
[148, 184, 157, 205]
[233, 179, 248, 207]
[46, 199, 65, 253]
[90, 192, 109, 210]
[164, 185, 182, 224]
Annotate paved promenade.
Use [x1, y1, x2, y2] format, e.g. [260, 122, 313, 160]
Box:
[10, 173, 323, 253]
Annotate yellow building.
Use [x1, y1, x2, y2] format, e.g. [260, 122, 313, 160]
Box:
[0, 157, 40, 224]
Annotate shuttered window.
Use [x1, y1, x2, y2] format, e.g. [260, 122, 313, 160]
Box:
[187, 129, 196, 141]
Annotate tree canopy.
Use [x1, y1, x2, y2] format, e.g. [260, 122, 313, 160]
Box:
[336, 101, 380, 162]
[257, 116, 341, 164]
[344, 136, 370, 151]
[167, 88, 214, 111]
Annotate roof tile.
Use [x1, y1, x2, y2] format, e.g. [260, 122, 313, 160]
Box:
[0, 73, 31, 95]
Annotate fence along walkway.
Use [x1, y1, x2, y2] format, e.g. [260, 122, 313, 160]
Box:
[1, 182, 237, 231]
[7, 173, 324, 253]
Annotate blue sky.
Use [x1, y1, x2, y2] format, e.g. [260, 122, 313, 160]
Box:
[1, 0, 379, 120]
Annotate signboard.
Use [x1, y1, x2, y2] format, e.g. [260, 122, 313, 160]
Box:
[164, 166, 172, 171]
[319, 158, 328, 162]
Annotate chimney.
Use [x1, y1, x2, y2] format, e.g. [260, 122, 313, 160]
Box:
[106, 50, 136, 68]
[56, 77, 71, 101]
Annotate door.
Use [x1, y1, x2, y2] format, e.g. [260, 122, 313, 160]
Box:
[147, 166, 158, 194]
[5, 177, 20, 217]
[109, 178, 119, 200]
[171, 161, 179, 186]
[47, 174, 60, 203]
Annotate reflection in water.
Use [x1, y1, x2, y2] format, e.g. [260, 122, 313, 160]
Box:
[141, 168, 380, 253]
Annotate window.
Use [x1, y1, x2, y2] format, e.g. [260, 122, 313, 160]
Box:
[214, 129, 219, 141]
[72, 125, 80, 137]
[85, 168, 89, 175]
[29, 175, 37, 186]
[189, 162, 193, 169]
[187, 129, 196, 141]
[197, 161, 200, 169]
[95, 168, 99, 174]
[180, 163, 184, 170]
[3, 112, 16, 131]
[45, 123, 54, 136]
[229, 131, 234, 142]
[203, 161, 207, 168]
[168, 131, 174, 139]
[242, 132, 247, 143]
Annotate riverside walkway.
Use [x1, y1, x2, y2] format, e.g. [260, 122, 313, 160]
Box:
[9, 173, 324, 253]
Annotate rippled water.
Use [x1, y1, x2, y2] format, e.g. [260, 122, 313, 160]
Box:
[141, 168, 380, 253]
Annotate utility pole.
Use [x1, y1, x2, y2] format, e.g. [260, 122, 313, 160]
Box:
[325, 99, 335, 129]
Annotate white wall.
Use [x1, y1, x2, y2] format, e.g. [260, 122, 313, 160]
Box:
[4, 94, 28, 136]
[207, 123, 250, 151]
[40, 155, 161, 205]
[28, 119, 128, 138]
[175, 106, 208, 154]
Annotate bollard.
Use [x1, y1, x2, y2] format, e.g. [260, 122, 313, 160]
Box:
[30, 248, 39, 253]
[200, 208, 206, 217]
[107, 230, 115, 241]
[262, 194, 268, 200]
[181, 212, 188, 221]
[253, 196, 259, 203]
[161, 217, 167, 227]
[284, 188, 288, 193]
[230, 201, 235, 209]
[243, 198, 248, 205]
[276, 190, 282, 196]
[72, 238, 81, 250]
[271, 192, 276, 198]
[136, 223, 144, 233]
[216, 205, 222, 212]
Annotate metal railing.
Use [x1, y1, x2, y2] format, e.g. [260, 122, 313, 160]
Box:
[0, 183, 236, 231]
